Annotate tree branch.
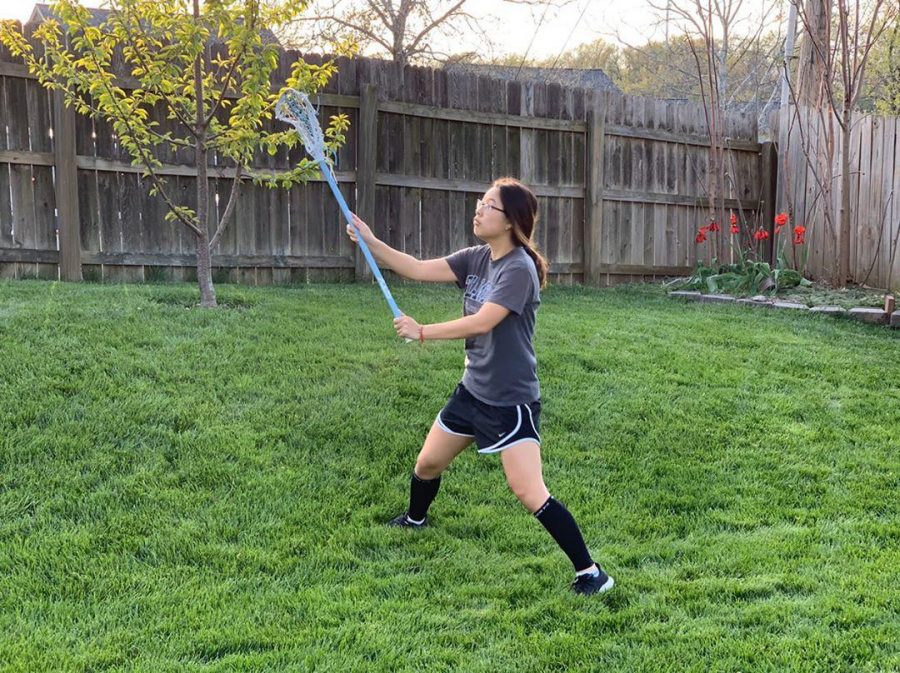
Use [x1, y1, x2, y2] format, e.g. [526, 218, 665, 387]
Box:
[122, 4, 201, 135]
[292, 13, 394, 52]
[66, 11, 202, 235]
[407, 0, 467, 54]
[208, 162, 243, 250]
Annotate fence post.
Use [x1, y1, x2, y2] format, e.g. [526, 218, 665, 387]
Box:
[355, 83, 377, 282]
[760, 140, 778, 265]
[584, 90, 608, 287]
[53, 89, 82, 281]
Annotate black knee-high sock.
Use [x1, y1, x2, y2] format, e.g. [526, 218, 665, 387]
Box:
[534, 496, 594, 572]
[408, 471, 441, 521]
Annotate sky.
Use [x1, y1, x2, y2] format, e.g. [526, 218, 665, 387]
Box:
[0, 0, 782, 60]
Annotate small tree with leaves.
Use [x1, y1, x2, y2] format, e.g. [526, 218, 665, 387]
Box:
[0, 0, 350, 307]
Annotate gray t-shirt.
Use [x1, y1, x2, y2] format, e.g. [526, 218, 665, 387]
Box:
[444, 245, 541, 406]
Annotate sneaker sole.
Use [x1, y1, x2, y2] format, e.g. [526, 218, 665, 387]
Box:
[575, 575, 615, 596]
[597, 575, 615, 594]
[386, 517, 427, 528]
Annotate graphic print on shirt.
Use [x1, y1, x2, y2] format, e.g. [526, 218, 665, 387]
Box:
[464, 274, 494, 313]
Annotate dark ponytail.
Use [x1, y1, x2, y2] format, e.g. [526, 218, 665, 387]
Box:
[493, 177, 549, 289]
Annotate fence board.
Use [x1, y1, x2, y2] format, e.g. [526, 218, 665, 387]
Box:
[0, 162, 13, 278]
[889, 117, 900, 290]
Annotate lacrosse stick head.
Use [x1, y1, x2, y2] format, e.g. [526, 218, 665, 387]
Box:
[276, 89, 326, 162]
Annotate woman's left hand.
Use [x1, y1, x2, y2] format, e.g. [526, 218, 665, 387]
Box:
[393, 315, 421, 341]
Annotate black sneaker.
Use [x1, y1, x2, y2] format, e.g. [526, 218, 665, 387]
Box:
[386, 512, 427, 528]
[572, 568, 615, 595]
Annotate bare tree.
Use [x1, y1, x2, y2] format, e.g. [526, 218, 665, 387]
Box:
[608, 32, 785, 114]
[283, 0, 573, 68]
[643, 0, 782, 104]
[780, 0, 896, 286]
[637, 0, 781, 263]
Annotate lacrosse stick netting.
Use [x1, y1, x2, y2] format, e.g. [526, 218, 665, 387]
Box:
[276, 89, 403, 319]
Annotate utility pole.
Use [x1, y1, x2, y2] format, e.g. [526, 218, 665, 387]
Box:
[780, 0, 799, 107]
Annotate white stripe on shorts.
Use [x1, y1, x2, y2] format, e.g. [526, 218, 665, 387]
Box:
[524, 402, 541, 443]
[476, 405, 523, 453]
[477, 437, 542, 454]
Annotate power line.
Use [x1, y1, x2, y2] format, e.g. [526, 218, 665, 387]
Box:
[548, 0, 591, 72]
[513, 1, 554, 82]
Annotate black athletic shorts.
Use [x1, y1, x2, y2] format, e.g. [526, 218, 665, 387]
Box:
[436, 383, 542, 453]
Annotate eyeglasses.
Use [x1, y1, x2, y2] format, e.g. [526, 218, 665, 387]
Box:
[476, 199, 507, 215]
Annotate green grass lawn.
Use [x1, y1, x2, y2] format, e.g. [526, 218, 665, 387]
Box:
[1, 279, 897, 672]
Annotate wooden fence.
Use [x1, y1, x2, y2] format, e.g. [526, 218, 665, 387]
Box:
[774, 106, 900, 291]
[0, 37, 765, 287]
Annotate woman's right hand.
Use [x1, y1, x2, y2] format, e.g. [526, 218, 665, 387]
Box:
[346, 214, 377, 246]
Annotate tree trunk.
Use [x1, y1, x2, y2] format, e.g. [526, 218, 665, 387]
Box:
[392, 3, 408, 69]
[837, 104, 852, 286]
[192, 0, 216, 308]
[194, 134, 217, 307]
[718, 31, 729, 102]
[194, 132, 217, 307]
[196, 222, 217, 308]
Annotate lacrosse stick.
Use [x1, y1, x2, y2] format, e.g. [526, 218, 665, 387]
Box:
[276, 89, 404, 323]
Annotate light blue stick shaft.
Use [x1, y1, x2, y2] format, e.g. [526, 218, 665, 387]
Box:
[317, 158, 403, 319]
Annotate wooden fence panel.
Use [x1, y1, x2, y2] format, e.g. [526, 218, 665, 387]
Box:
[0, 42, 768, 288]
[775, 106, 899, 290]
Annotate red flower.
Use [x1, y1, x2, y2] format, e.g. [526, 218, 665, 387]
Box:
[753, 229, 770, 241]
[774, 212, 789, 226]
[793, 225, 806, 245]
[696, 229, 708, 243]
[708, 221, 720, 232]
[730, 212, 737, 226]
[731, 224, 740, 234]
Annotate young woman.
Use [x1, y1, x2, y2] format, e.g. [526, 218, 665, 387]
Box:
[346, 177, 614, 596]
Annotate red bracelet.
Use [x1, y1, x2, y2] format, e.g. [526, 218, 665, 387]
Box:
[419, 326, 425, 343]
